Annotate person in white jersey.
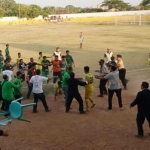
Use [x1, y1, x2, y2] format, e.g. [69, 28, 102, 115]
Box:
[2, 66, 13, 81]
[53, 47, 62, 60]
[104, 48, 113, 64]
[30, 69, 55, 113]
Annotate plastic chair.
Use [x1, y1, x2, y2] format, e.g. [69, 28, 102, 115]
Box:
[0, 97, 36, 126]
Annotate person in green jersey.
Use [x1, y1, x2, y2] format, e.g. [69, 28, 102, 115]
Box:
[62, 67, 73, 106]
[41, 56, 51, 77]
[0, 50, 4, 74]
[66, 50, 75, 68]
[14, 71, 22, 103]
[2, 75, 19, 114]
[61, 55, 68, 76]
[5, 44, 10, 59]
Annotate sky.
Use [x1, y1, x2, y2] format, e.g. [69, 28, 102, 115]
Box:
[15, 0, 141, 8]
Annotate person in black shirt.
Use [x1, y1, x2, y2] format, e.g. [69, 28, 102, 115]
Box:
[27, 58, 38, 70]
[130, 82, 150, 138]
[66, 72, 88, 114]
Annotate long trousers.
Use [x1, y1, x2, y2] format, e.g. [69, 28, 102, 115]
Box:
[136, 113, 150, 136]
[33, 93, 49, 111]
[119, 69, 126, 88]
[26, 82, 33, 99]
[66, 92, 84, 112]
[53, 71, 62, 83]
[99, 79, 108, 95]
[108, 88, 122, 110]
[63, 87, 68, 107]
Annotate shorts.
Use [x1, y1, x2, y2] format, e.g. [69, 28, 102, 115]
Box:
[0, 130, 3, 136]
[42, 71, 49, 78]
[85, 91, 93, 99]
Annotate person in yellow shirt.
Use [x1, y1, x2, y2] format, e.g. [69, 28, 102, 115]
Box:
[84, 66, 95, 111]
[37, 52, 43, 71]
[16, 52, 21, 68]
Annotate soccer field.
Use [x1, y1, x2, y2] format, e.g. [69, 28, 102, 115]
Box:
[0, 23, 150, 150]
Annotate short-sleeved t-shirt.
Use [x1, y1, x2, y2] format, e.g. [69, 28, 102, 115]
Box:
[38, 57, 43, 70]
[27, 62, 37, 70]
[62, 72, 70, 88]
[85, 73, 94, 91]
[104, 71, 120, 90]
[61, 60, 67, 70]
[66, 55, 73, 66]
[42, 60, 50, 72]
[5, 48, 9, 57]
[27, 69, 36, 80]
[16, 57, 21, 65]
[2, 70, 13, 81]
[117, 60, 125, 70]
[18, 63, 26, 74]
[30, 75, 48, 94]
[52, 60, 61, 72]
[14, 77, 22, 95]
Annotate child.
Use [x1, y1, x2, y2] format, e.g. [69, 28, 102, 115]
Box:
[61, 56, 68, 76]
[84, 66, 95, 111]
[41, 56, 51, 78]
[0, 50, 4, 74]
[14, 71, 22, 103]
[54, 81, 63, 100]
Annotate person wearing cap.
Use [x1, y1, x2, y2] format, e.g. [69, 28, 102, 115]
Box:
[66, 50, 75, 68]
[116, 54, 127, 90]
[14, 71, 22, 103]
[95, 59, 108, 97]
[95, 66, 123, 110]
[104, 48, 113, 64]
[130, 82, 150, 138]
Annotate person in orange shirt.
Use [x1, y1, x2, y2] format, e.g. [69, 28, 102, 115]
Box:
[51, 55, 62, 88]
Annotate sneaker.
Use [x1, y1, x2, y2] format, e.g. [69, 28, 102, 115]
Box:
[91, 103, 96, 108]
[120, 107, 123, 110]
[80, 111, 86, 114]
[135, 134, 143, 138]
[45, 109, 51, 112]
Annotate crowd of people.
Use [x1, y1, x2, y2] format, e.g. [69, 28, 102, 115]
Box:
[0, 44, 150, 138]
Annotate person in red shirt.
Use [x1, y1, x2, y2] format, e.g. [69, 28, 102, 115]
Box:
[26, 63, 36, 99]
[51, 55, 62, 88]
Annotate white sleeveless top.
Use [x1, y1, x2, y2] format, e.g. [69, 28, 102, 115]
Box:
[54, 51, 61, 60]
[105, 52, 113, 63]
